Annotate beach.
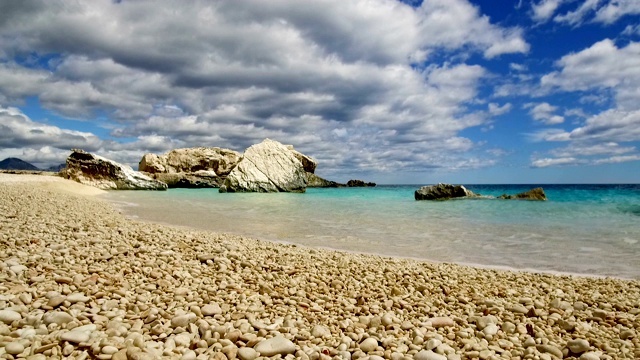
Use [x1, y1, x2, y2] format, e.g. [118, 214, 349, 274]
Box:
[0, 175, 639, 360]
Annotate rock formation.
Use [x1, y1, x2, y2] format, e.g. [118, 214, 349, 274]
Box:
[288, 147, 317, 174]
[498, 187, 547, 201]
[415, 183, 477, 200]
[306, 173, 341, 188]
[220, 139, 308, 193]
[138, 147, 241, 188]
[61, 149, 167, 190]
[346, 179, 376, 187]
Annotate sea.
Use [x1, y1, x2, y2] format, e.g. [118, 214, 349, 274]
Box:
[103, 184, 640, 279]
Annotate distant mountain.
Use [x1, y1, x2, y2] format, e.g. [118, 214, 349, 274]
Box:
[0, 158, 40, 171]
[46, 163, 66, 172]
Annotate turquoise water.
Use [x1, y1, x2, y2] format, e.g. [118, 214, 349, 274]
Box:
[104, 184, 640, 279]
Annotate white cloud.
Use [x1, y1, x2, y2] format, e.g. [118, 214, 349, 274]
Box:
[526, 102, 565, 124]
[622, 24, 640, 36]
[531, 157, 582, 168]
[532, 0, 564, 22]
[593, 154, 640, 164]
[488, 103, 512, 116]
[554, 0, 640, 26]
[541, 39, 640, 111]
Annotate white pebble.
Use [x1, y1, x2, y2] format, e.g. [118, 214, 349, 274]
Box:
[0, 310, 21, 324]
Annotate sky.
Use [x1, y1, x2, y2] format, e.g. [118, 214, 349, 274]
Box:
[1, 0, 639, 184]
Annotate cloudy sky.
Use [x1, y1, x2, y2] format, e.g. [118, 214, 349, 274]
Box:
[1, 0, 639, 183]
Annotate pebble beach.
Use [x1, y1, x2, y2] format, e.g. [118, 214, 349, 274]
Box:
[1, 175, 639, 360]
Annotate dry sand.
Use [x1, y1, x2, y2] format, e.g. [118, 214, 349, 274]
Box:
[0, 174, 639, 360]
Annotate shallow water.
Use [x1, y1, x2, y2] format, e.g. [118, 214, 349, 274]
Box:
[104, 184, 640, 279]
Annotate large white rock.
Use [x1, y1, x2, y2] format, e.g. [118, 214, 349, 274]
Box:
[221, 139, 308, 193]
[61, 149, 167, 190]
[139, 147, 241, 176]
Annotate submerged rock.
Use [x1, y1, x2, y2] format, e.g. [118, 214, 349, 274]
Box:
[415, 183, 477, 200]
[498, 187, 547, 201]
[60, 149, 167, 190]
[221, 139, 308, 193]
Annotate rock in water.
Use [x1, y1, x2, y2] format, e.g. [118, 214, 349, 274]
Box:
[415, 183, 477, 200]
[306, 173, 341, 188]
[221, 139, 308, 193]
[61, 149, 167, 190]
[498, 187, 547, 201]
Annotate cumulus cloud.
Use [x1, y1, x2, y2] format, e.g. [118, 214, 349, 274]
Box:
[541, 39, 640, 110]
[488, 103, 512, 116]
[525, 102, 565, 124]
[0, 0, 526, 176]
[529, 109, 640, 167]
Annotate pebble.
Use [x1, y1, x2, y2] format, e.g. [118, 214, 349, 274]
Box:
[254, 336, 296, 356]
[579, 352, 601, 360]
[61, 330, 92, 343]
[359, 338, 378, 352]
[1, 181, 639, 360]
[414, 350, 447, 360]
[567, 339, 590, 354]
[201, 303, 222, 316]
[238, 347, 259, 360]
[5, 341, 25, 355]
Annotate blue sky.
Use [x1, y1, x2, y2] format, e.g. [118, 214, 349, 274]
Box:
[0, 0, 639, 183]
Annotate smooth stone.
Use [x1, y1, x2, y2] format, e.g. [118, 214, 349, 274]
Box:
[181, 350, 197, 360]
[536, 344, 563, 359]
[311, 325, 330, 338]
[67, 293, 91, 303]
[43, 311, 74, 325]
[567, 339, 590, 354]
[428, 317, 455, 328]
[102, 346, 119, 355]
[0, 310, 21, 324]
[171, 313, 196, 328]
[414, 350, 447, 360]
[359, 338, 378, 352]
[254, 336, 296, 357]
[202, 303, 222, 316]
[5, 341, 25, 355]
[47, 296, 67, 308]
[238, 347, 259, 360]
[476, 316, 496, 330]
[425, 339, 442, 351]
[579, 352, 601, 360]
[483, 323, 499, 336]
[61, 330, 91, 343]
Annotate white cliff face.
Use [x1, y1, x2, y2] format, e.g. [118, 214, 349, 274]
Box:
[61, 149, 167, 190]
[221, 139, 308, 193]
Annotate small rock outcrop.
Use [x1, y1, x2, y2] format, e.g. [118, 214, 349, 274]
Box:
[415, 183, 477, 200]
[347, 179, 376, 187]
[61, 149, 167, 190]
[498, 187, 547, 201]
[139, 147, 242, 188]
[289, 147, 317, 174]
[306, 173, 341, 188]
[220, 139, 308, 193]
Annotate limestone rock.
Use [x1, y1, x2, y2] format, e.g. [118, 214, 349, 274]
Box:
[61, 149, 167, 190]
[289, 147, 317, 173]
[139, 147, 241, 176]
[0, 309, 21, 324]
[415, 183, 477, 200]
[221, 139, 308, 193]
[498, 187, 547, 201]
[414, 350, 447, 360]
[146, 171, 222, 188]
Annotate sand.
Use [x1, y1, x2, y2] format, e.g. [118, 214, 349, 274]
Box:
[0, 174, 639, 359]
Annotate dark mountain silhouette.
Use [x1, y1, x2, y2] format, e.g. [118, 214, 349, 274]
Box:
[0, 157, 40, 171]
[46, 163, 66, 172]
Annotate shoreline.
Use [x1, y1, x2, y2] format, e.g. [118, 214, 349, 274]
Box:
[103, 192, 636, 282]
[2, 175, 640, 359]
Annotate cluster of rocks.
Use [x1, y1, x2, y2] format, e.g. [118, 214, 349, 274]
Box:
[60, 139, 375, 193]
[415, 184, 547, 201]
[1, 182, 639, 360]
